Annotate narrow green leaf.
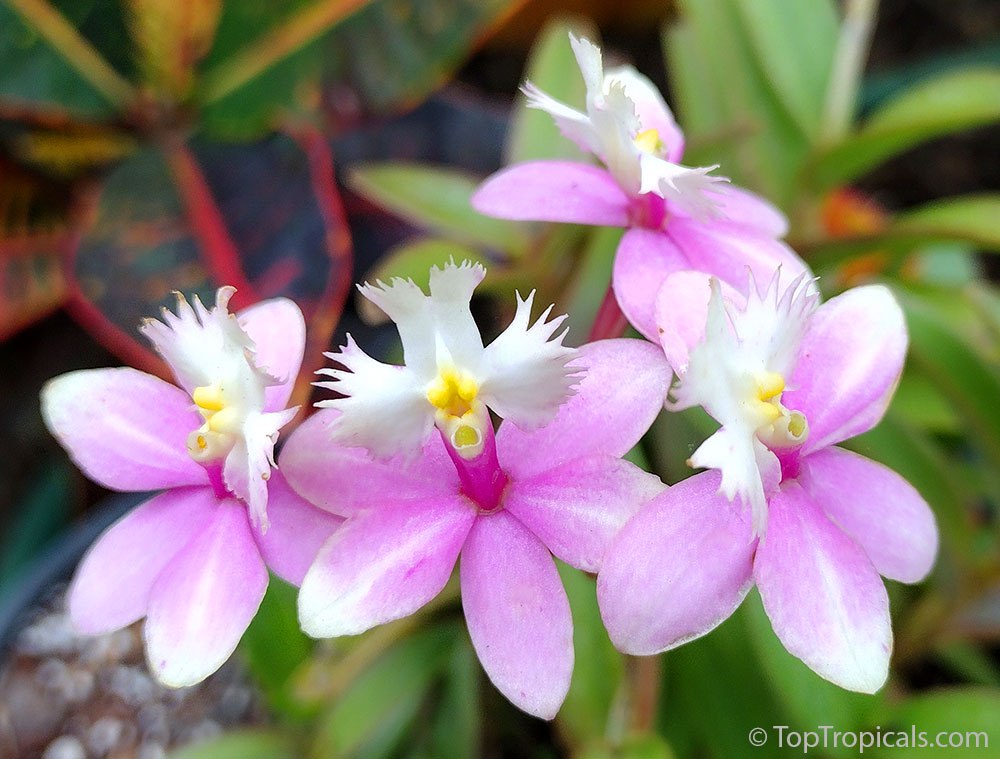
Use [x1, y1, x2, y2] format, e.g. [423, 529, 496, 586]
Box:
[424, 637, 481, 759]
[503, 15, 597, 165]
[347, 162, 527, 253]
[731, 0, 838, 138]
[240, 576, 314, 718]
[561, 226, 622, 346]
[556, 562, 624, 749]
[892, 194, 1000, 254]
[807, 68, 1000, 188]
[168, 730, 298, 759]
[311, 622, 460, 758]
[902, 293, 1000, 474]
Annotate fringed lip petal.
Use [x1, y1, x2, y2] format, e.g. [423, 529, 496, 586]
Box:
[800, 447, 938, 584]
[67, 487, 216, 635]
[604, 64, 685, 163]
[478, 291, 579, 430]
[237, 297, 306, 412]
[252, 470, 344, 586]
[784, 285, 908, 453]
[279, 409, 458, 518]
[654, 270, 741, 375]
[505, 454, 667, 573]
[41, 368, 209, 491]
[597, 471, 756, 655]
[496, 339, 671, 479]
[144, 500, 268, 688]
[297, 494, 475, 638]
[754, 481, 892, 694]
[471, 161, 631, 227]
[460, 510, 573, 720]
[612, 227, 691, 341]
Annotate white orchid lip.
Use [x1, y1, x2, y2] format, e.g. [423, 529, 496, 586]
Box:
[139, 287, 296, 530]
[522, 33, 728, 220]
[671, 271, 819, 536]
[317, 260, 580, 462]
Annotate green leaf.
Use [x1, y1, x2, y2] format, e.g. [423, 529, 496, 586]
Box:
[660, 606, 785, 758]
[665, 0, 811, 206]
[0, 0, 134, 117]
[347, 162, 527, 253]
[902, 292, 1000, 474]
[730, 0, 838, 139]
[807, 68, 1000, 189]
[556, 562, 624, 749]
[311, 622, 460, 758]
[424, 637, 481, 759]
[323, 0, 517, 116]
[873, 688, 1000, 759]
[0, 244, 66, 340]
[0, 462, 72, 585]
[240, 576, 314, 718]
[890, 369, 960, 434]
[742, 591, 883, 747]
[503, 15, 597, 165]
[892, 194, 1000, 254]
[198, 0, 344, 139]
[168, 730, 298, 759]
[561, 226, 622, 347]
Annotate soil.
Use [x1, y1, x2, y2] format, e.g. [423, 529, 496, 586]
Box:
[0, 587, 266, 759]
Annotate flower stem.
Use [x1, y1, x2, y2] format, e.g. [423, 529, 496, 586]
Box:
[588, 285, 629, 342]
[625, 655, 662, 733]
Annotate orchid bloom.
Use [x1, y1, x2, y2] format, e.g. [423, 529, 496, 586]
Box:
[42, 288, 342, 687]
[472, 33, 808, 341]
[597, 271, 938, 693]
[281, 262, 671, 719]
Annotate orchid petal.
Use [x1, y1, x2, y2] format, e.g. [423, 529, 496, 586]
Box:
[223, 407, 298, 529]
[654, 270, 741, 375]
[252, 470, 343, 586]
[428, 260, 487, 369]
[800, 447, 938, 583]
[140, 287, 265, 395]
[496, 339, 670, 478]
[754, 481, 892, 693]
[785, 285, 907, 453]
[279, 409, 457, 518]
[479, 291, 578, 429]
[597, 471, 756, 655]
[238, 297, 306, 411]
[472, 161, 630, 227]
[506, 455, 665, 573]
[667, 218, 809, 296]
[316, 337, 431, 459]
[145, 500, 268, 687]
[356, 277, 436, 378]
[460, 511, 573, 720]
[605, 65, 685, 162]
[41, 368, 209, 491]
[709, 185, 789, 237]
[612, 227, 691, 340]
[67, 487, 215, 635]
[521, 82, 599, 155]
[298, 495, 474, 637]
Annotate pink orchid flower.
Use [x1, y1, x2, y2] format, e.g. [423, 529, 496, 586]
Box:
[597, 271, 938, 693]
[281, 262, 671, 719]
[41, 288, 342, 688]
[471, 33, 808, 340]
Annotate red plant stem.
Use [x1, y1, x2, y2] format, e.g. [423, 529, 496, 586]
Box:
[588, 284, 629, 342]
[287, 126, 355, 414]
[165, 143, 262, 309]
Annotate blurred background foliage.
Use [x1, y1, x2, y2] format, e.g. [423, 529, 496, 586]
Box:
[2, 0, 1000, 756]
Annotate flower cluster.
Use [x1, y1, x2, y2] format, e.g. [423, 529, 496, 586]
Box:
[42, 34, 937, 721]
